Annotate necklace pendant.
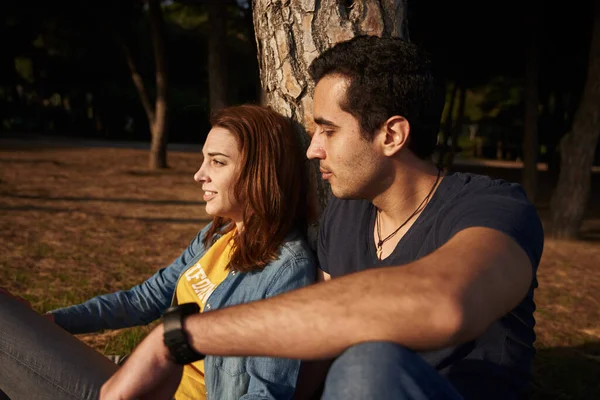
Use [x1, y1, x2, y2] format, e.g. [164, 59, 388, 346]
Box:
[376, 245, 383, 260]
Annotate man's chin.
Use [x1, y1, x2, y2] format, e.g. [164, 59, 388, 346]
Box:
[330, 186, 361, 200]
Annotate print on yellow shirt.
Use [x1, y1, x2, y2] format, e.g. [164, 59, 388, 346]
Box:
[174, 230, 236, 400]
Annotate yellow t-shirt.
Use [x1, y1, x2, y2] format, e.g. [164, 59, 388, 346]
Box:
[173, 230, 236, 400]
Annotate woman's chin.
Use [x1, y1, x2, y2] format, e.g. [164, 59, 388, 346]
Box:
[204, 206, 218, 218]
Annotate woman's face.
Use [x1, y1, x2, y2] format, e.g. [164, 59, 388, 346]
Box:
[194, 127, 243, 227]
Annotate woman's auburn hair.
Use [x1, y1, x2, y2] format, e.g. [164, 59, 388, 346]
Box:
[202, 104, 314, 272]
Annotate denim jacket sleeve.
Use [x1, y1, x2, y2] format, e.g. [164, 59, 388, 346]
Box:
[50, 223, 212, 334]
[241, 255, 316, 400]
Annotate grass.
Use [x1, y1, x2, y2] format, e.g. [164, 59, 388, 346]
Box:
[1, 143, 599, 399]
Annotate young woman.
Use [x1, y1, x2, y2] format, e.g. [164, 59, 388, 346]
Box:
[0, 105, 317, 400]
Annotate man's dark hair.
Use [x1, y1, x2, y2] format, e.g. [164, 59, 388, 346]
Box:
[308, 35, 445, 159]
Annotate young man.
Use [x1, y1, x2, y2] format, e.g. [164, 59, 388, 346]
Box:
[101, 36, 543, 400]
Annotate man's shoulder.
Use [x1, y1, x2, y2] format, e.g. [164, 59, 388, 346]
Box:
[437, 172, 544, 268]
[440, 172, 530, 205]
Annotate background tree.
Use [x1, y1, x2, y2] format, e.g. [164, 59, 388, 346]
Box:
[522, 0, 540, 203]
[206, 0, 229, 112]
[113, 0, 170, 169]
[146, 0, 170, 169]
[549, 0, 600, 239]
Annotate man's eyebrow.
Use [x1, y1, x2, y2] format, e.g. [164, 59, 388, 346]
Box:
[314, 117, 340, 128]
[206, 151, 230, 158]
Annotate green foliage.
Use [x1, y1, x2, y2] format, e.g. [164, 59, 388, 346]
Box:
[165, 2, 209, 30]
[14, 57, 34, 83]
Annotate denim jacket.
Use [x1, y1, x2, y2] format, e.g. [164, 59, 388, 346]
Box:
[51, 223, 317, 399]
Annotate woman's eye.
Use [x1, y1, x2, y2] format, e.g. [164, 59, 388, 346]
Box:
[211, 159, 225, 166]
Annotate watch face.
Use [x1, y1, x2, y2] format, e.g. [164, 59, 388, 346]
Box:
[164, 303, 200, 317]
[162, 303, 205, 365]
[163, 305, 180, 315]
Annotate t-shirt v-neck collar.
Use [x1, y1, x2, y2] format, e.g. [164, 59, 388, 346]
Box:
[366, 176, 449, 264]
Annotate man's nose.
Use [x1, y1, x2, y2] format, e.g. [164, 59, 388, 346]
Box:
[306, 134, 325, 160]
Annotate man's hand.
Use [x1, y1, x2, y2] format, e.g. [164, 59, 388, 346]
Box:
[100, 324, 183, 400]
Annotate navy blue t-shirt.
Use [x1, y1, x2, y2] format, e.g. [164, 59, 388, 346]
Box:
[318, 172, 544, 399]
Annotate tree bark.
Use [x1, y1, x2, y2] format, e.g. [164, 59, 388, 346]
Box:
[437, 82, 457, 169]
[549, 0, 600, 239]
[148, 0, 169, 170]
[447, 84, 466, 169]
[117, 35, 156, 124]
[522, 1, 540, 204]
[207, 0, 229, 113]
[252, 0, 409, 222]
[110, 0, 169, 169]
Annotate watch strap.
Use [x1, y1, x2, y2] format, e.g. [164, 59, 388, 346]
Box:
[162, 303, 205, 365]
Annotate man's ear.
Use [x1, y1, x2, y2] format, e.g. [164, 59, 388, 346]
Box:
[380, 116, 410, 156]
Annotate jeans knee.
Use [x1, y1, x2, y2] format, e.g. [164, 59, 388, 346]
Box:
[322, 342, 463, 400]
[336, 341, 415, 367]
[324, 341, 416, 389]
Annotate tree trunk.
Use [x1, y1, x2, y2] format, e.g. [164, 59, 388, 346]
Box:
[207, 0, 229, 113]
[549, 0, 600, 239]
[522, 1, 540, 204]
[116, 34, 156, 126]
[447, 84, 466, 169]
[253, 0, 409, 221]
[437, 82, 458, 169]
[148, 0, 169, 170]
[111, 0, 169, 169]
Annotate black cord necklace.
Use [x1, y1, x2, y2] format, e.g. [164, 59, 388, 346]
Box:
[376, 168, 442, 260]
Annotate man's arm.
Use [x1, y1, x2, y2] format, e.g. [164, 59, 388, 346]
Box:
[101, 227, 532, 399]
[185, 227, 532, 357]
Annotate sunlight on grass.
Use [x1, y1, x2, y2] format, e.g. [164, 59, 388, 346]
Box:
[1, 145, 599, 400]
[103, 325, 156, 355]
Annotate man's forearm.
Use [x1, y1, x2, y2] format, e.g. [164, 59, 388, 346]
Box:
[182, 227, 531, 360]
[183, 262, 459, 360]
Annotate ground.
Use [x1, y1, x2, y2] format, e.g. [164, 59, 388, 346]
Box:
[0, 142, 598, 399]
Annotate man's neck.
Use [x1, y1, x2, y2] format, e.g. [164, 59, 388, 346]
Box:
[371, 156, 442, 227]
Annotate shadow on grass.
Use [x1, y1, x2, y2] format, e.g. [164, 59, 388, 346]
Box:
[0, 204, 212, 224]
[530, 342, 600, 400]
[0, 192, 205, 206]
[0, 158, 64, 165]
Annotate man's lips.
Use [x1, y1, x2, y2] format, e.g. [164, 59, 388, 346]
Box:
[320, 168, 333, 180]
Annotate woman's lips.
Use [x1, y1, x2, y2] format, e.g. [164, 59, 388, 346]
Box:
[203, 191, 217, 201]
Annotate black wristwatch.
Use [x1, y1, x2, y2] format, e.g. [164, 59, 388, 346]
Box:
[162, 303, 206, 365]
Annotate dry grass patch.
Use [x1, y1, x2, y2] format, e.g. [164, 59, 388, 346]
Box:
[1, 144, 209, 353]
[1, 142, 599, 398]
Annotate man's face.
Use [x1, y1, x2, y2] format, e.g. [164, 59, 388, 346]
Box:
[307, 74, 386, 199]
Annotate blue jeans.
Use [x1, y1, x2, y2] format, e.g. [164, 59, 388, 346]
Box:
[0, 293, 118, 400]
[322, 342, 464, 400]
